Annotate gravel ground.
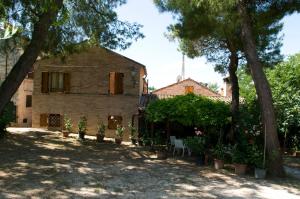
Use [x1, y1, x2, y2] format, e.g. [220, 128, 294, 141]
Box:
[0, 128, 299, 199]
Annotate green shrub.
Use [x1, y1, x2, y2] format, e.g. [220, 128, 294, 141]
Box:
[146, 94, 230, 128]
[184, 136, 206, 155]
[248, 144, 264, 168]
[78, 116, 87, 133]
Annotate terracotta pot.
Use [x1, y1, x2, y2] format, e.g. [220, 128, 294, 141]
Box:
[115, 138, 122, 145]
[62, 130, 70, 138]
[78, 132, 85, 140]
[214, 159, 224, 170]
[234, 164, 247, 175]
[96, 134, 104, 142]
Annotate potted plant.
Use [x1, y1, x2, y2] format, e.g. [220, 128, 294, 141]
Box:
[128, 122, 137, 145]
[78, 116, 87, 140]
[96, 122, 105, 142]
[115, 125, 125, 145]
[249, 145, 266, 179]
[231, 144, 248, 175]
[62, 114, 72, 138]
[184, 136, 206, 165]
[213, 144, 227, 170]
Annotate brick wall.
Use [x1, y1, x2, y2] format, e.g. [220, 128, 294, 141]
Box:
[153, 79, 219, 97]
[32, 47, 146, 140]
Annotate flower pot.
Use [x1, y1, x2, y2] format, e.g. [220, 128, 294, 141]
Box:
[255, 168, 266, 179]
[214, 159, 224, 170]
[234, 164, 247, 175]
[96, 134, 104, 142]
[131, 138, 137, 145]
[115, 138, 122, 145]
[157, 150, 167, 160]
[62, 130, 70, 138]
[78, 131, 85, 140]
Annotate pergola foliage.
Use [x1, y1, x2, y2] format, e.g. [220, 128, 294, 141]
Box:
[146, 94, 230, 127]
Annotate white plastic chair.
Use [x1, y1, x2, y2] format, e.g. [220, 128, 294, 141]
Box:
[173, 139, 187, 157]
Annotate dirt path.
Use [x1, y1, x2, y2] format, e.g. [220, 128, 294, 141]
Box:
[0, 128, 299, 199]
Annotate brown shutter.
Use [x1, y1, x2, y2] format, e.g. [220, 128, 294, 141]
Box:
[63, 73, 71, 93]
[41, 72, 49, 93]
[40, 114, 48, 127]
[109, 72, 115, 95]
[115, 73, 124, 94]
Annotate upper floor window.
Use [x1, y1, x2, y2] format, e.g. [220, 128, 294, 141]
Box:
[26, 95, 32, 107]
[41, 72, 70, 93]
[109, 72, 124, 95]
[185, 86, 194, 94]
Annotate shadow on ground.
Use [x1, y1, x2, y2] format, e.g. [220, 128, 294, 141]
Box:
[0, 129, 299, 199]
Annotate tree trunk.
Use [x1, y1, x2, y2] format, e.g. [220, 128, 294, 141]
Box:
[0, 0, 63, 115]
[238, 1, 285, 177]
[228, 47, 239, 142]
[5, 53, 8, 78]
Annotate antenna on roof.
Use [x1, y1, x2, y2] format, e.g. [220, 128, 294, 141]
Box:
[181, 53, 185, 80]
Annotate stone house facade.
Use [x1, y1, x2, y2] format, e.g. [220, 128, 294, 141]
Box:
[0, 46, 34, 127]
[32, 47, 147, 140]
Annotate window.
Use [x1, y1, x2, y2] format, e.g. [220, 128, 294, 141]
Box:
[48, 114, 61, 127]
[109, 72, 124, 95]
[185, 86, 194, 94]
[50, 72, 64, 92]
[108, 115, 122, 130]
[41, 72, 70, 93]
[23, 118, 27, 123]
[26, 95, 32, 107]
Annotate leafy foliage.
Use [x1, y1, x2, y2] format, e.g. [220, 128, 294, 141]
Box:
[146, 94, 230, 127]
[1, 0, 143, 55]
[0, 102, 15, 138]
[77, 116, 87, 133]
[64, 114, 73, 132]
[184, 136, 206, 155]
[238, 54, 300, 150]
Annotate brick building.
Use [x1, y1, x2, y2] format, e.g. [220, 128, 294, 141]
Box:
[152, 78, 229, 101]
[32, 47, 147, 140]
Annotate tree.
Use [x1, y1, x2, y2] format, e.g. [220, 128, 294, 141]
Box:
[154, 0, 282, 144]
[239, 54, 300, 153]
[154, 0, 300, 177]
[0, 0, 143, 115]
[207, 83, 219, 93]
[237, 0, 300, 177]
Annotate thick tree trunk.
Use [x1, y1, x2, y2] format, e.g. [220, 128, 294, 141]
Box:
[228, 49, 239, 142]
[238, 1, 285, 177]
[0, 0, 63, 115]
[5, 53, 8, 78]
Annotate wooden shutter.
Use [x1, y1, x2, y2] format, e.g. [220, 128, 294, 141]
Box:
[63, 73, 71, 93]
[115, 73, 124, 94]
[109, 72, 115, 94]
[185, 86, 194, 94]
[40, 114, 48, 127]
[41, 72, 49, 93]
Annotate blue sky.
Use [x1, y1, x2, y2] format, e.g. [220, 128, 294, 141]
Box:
[116, 0, 300, 89]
